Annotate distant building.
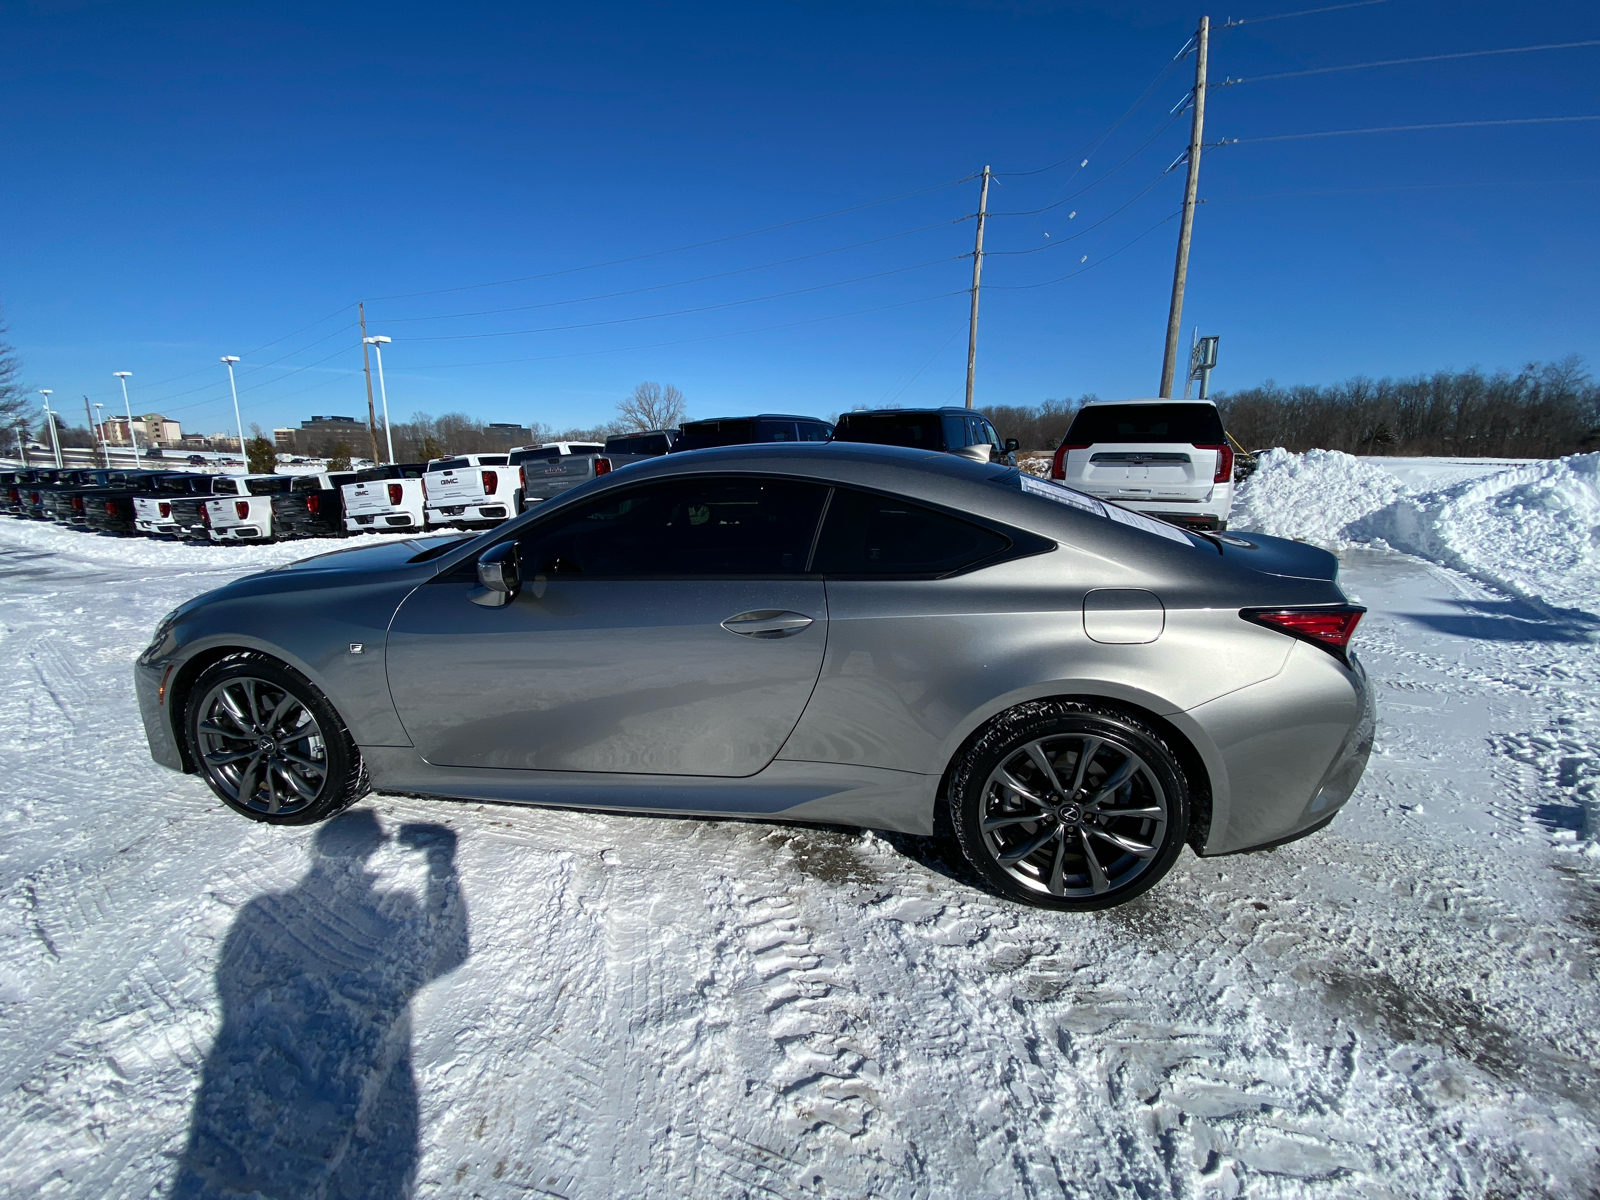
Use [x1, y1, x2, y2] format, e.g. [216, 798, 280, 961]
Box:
[279, 415, 369, 457]
[99, 413, 183, 448]
[485, 422, 533, 446]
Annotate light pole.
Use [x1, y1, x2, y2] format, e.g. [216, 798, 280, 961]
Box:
[114, 372, 142, 467]
[221, 357, 245, 472]
[363, 335, 395, 463]
[93, 403, 108, 467]
[39, 390, 63, 468]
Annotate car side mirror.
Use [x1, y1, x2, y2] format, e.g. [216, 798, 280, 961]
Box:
[470, 541, 520, 608]
[1004, 437, 1020, 453]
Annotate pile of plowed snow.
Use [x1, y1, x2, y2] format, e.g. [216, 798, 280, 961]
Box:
[1233, 449, 1600, 620]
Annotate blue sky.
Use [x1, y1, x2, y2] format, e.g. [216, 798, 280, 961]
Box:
[3, 0, 1597, 437]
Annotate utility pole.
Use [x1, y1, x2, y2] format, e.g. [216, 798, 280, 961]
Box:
[964, 165, 991, 410]
[1159, 14, 1209, 398]
[359, 302, 382, 466]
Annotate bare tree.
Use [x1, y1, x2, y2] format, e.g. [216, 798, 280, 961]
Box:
[0, 305, 27, 425]
[617, 381, 686, 433]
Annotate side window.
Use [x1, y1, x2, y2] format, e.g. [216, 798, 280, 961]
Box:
[758, 420, 799, 443]
[811, 488, 1010, 577]
[941, 415, 967, 450]
[980, 419, 1002, 450]
[518, 477, 828, 576]
[798, 421, 832, 442]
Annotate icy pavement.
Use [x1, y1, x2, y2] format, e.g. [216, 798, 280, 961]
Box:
[0, 520, 1597, 1198]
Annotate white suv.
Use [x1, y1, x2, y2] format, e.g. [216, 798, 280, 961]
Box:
[1050, 399, 1235, 531]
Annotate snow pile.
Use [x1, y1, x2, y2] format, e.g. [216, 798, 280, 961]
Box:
[1231, 448, 1409, 547]
[1235, 449, 1600, 621]
[1354, 453, 1600, 621]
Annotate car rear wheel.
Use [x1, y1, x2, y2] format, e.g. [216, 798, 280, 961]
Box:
[950, 702, 1189, 910]
[185, 655, 367, 824]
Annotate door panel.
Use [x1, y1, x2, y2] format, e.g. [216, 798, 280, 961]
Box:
[385, 577, 827, 775]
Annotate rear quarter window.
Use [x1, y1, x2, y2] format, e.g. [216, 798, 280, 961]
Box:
[811, 488, 1011, 576]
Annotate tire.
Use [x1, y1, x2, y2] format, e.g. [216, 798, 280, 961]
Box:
[184, 654, 368, 824]
[949, 701, 1190, 910]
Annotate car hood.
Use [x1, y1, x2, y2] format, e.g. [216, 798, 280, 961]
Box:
[1215, 531, 1340, 581]
[271, 533, 471, 575]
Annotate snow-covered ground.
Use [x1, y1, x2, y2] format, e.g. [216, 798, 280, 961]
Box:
[1, 458, 1598, 1198]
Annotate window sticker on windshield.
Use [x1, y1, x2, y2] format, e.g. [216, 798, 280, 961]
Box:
[1101, 501, 1195, 545]
[1018, 473, 1106, 516]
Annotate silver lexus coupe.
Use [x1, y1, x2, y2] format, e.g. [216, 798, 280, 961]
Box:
[136, 443, 1374, 910]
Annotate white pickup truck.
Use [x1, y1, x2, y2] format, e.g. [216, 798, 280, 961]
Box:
[202, 474, 294, 541]
[341, 463, 428, 533]
[422, 454, 517, 528]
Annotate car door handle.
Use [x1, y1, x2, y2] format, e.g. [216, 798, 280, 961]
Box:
[721, 610, 814, 639]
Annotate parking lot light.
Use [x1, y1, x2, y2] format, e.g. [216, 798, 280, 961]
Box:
[114, 372, 142, 467]
[363, 336, 395, 464]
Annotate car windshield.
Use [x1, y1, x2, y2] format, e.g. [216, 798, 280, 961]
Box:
[834, 412, 943, 449]
[246, 477, 294, 495]
[429, 458, 472, 471]
[1065, 404, 1225, 445]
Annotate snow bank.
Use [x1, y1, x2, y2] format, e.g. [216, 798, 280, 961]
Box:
[1235, 449, 1600, 620]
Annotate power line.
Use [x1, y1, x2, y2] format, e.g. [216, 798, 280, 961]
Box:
[996, 53, 1184, 178]
[1219, 39, 1600, 86]
[380, 291, 970, 372]
[1203, 177, 1600, 202]
[365, 175, 978, 303]
[378, 218, 966, 324]
[1232, 114, 1600, 143]
[1218, 0, 1389, 30]
[403, 256, 966, 342]
[987, 210, 1181, 290]
[987, 171, 1169, 255]
[988, 109, 1188, 217]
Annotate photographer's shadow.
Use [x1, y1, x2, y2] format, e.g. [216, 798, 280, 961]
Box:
[172, 810, 469, 1200]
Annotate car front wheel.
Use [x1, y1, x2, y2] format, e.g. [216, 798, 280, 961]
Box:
[184, 655, 367, 824]
[950, 702, 1190, 910]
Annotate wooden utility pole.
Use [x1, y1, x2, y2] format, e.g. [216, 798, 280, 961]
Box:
[358, 302, 382, 465]
[964, 165, 991, 409]
[1160, 15, 1209, 398]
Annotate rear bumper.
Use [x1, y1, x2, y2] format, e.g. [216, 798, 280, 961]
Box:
[426, 502, 510, 525]
[1190, 643, 1374, 856]
[209, 523, 269, 541]
[347, 511, 421, 530]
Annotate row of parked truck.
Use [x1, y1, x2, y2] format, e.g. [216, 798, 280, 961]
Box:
[0, 407, 1029, 543]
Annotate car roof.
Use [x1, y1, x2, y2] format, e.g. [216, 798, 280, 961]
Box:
[842, 406, 979, 417]
[1079, 397, 1220, 409]
[682, 413, 828, 423]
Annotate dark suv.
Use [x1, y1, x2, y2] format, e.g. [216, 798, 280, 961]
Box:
[832, 407, 1018, 465]
[672, 414, 833, 452]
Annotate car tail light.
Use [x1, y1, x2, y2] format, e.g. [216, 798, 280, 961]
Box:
[1051, 443, 1088, 480]
[236, 500, 250, 520]
[159, 502, 172, 518]
[595, 457, 612, 476]
[518, 466, 527, 490]
[306, 494, 320, 515]
[1241, 606, 1366, 661]
[388, 482, 403, 505]
[31, 491, 41, 504]
[105, 501, 118, 515]
[482, 470, 498, 493]
[72, 496, 84, 512]
[201, 504, 212, 527]
[1197, 443, 1234, 484]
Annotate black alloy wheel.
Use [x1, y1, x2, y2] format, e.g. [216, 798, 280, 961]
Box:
[185, 654, 367, 824]
[951, 701, 1190, 910]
